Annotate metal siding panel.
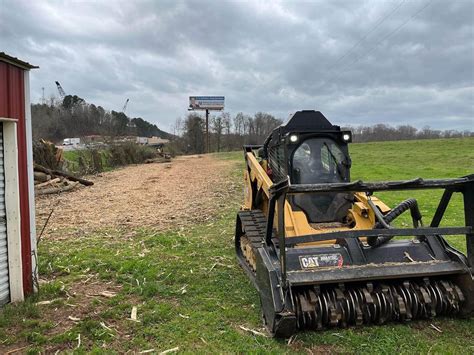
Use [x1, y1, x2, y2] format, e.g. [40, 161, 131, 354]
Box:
[0, 123, 9, 305]
[0, 61, 33, 297]
[0, 63, 8, 117]
[5, 64, 32, 296]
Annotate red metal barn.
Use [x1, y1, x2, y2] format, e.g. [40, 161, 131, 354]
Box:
[0, 52, 38, 304]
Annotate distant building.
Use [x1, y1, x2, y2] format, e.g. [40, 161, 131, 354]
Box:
[63, 137, 80, 146]
[82, 135, 105, 144]
[136, 137, 148, 145]
[147, 136, 169, 147]
[0, 52, 38, 305]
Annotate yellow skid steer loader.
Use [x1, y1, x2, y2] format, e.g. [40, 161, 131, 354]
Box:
[235, 110, 474, 337]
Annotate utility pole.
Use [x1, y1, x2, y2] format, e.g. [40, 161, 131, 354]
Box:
[206, 109, 210, 153]
[41, 87, 45, 104]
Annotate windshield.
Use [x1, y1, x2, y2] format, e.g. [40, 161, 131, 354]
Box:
[292, 137, 348, 184]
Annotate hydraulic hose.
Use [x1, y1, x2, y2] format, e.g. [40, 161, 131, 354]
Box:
[367, 198, 392, 229]
[377, 198, 422, 227]
[367, 198, 423, 247]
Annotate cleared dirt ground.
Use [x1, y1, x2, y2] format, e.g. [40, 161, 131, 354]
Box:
[0, 155, 239, 354]
[36, 155, 238, 238]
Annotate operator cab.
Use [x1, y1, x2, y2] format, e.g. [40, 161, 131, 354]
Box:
[292, 137, 348, 184]
[264, 111, 352, 224]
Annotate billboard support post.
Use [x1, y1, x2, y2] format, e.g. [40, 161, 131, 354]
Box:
[206, 109, 210, 154]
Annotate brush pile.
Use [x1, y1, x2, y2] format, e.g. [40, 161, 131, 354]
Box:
[33, 139, 64, 171]
[33, 139, 93, 196]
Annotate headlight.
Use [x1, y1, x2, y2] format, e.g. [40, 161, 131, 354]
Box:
[342, 132, 352, 142]
[289, 134, 298, 143]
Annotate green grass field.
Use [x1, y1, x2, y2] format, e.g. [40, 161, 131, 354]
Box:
[1, 138, 473, 353]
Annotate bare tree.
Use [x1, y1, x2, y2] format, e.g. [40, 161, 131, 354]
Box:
[233, 112, 244, 136]
[211, 114, 224, 152]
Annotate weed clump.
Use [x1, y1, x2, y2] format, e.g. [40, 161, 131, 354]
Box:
[106, 142, 156, 167]
[64, 143, 158, 175]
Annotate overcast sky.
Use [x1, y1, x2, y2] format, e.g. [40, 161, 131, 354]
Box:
[1, 0, 473, 131]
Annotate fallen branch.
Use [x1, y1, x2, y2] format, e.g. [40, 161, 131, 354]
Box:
[76, 333, 81, 349]
[430, 324, 443, 333]
[36, 181, 79, 195]
[208, 262, 218, 273]
[5, 346, 29, 354]
[130, 306, 139, 321]
[159, 347, 179, 355]
[97, 291, 117, 298]
[404, 251, 415, 263]
[34, 171, 51, 182]
[36, 199, 59, 244]
[36, 298, 62, 305]
[239, 325, 268, 337]
[100, 321, 114, 332]
[34, 163, 94, 186]
[35, 177, 61, 189]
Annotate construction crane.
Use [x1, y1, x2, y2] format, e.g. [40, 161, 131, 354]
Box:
[122, 98, 130, 113]
[55, 81, 66, 99]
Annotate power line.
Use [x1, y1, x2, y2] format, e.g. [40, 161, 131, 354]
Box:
[342, 0, 434, 72]
[327, 0, 406, 73]
[318, 0, 434, 92]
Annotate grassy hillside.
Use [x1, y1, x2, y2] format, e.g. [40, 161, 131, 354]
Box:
[0, 138, 473, 353]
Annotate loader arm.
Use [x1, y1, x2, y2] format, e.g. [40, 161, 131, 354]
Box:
[245, 150, 272, 200]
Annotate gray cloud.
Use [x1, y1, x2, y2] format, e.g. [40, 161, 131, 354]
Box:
[0, 0, 472, 131]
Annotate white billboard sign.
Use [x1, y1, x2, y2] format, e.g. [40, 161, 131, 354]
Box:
[189, 96, 225, 110]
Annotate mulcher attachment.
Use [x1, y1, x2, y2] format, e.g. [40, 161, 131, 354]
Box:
[293, 279, 465, 330]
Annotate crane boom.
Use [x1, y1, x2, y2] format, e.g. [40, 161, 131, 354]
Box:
[122, 98, 130, 113]
[55, 81, 66, 99]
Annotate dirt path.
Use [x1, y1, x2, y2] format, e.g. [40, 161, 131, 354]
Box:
[36, 155, 238, 238]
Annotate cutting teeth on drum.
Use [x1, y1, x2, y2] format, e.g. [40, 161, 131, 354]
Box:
[293, 279, 464, 330]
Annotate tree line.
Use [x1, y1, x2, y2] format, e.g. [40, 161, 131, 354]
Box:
[172, 112, 473, 154]
[31, 95, 472, 152]
[347, 124, 473, 143]
[31, 95, 172, 142]
[171, 112, 283, 154]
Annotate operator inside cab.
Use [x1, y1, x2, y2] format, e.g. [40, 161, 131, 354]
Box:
[292, 137, 347, 184]
[291, 137, 352, 224]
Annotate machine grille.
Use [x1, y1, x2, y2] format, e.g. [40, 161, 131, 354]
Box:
[268, 144, 287, 183]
